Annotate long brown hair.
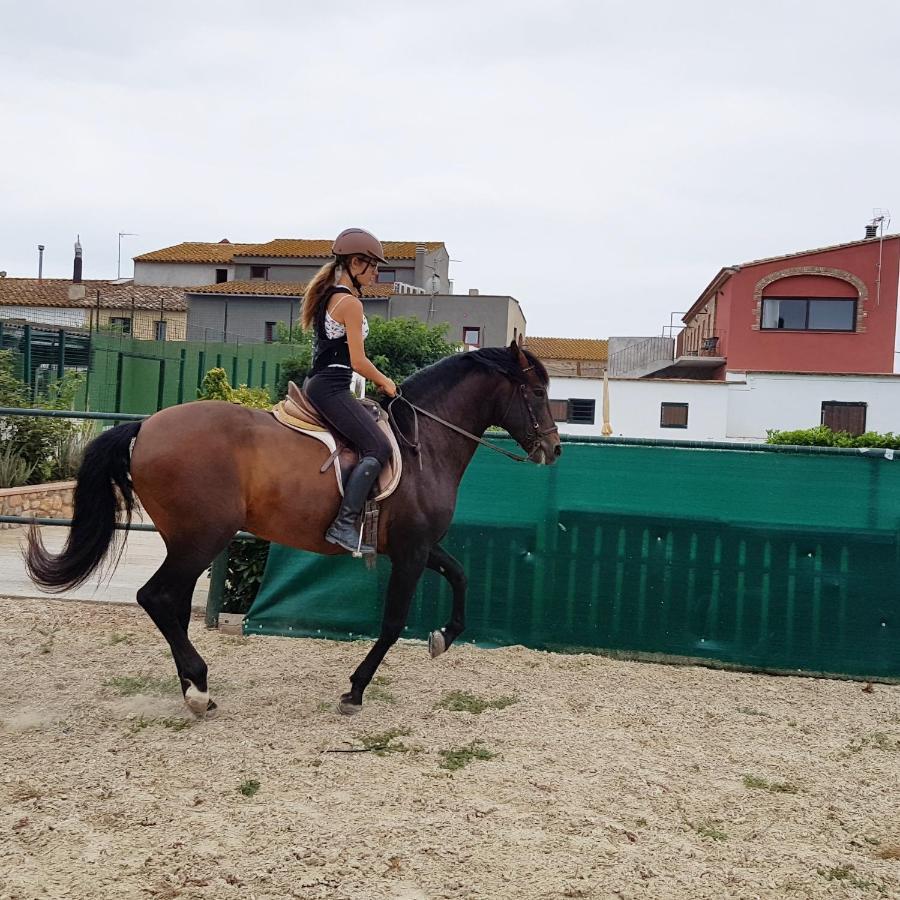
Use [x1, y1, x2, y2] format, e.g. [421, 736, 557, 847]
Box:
[301, 259, 339, 331]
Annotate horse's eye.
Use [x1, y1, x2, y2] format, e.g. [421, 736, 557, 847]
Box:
[533, 388, 546, 398]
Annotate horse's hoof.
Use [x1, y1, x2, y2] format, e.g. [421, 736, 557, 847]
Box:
[184, 681, 212, 716]
[428, 629, 446, 659]
[338, 693, 362, 716]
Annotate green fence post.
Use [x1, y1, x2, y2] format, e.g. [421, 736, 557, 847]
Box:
[156, 359, 166, 411]
[177, 349, 186, 404]
[231, 356, 238, 386]
[57, 329, 66, 378]
[247, 358, 253, 387]
[115, 352, 124, 413]
[206, 548, 229, 628]
[275, 362, 281, 391]
[197, 350, 206, 392]
[260, 360, 267, 390]
[22, 324, 32, 386]
[216, 353, 222, 368]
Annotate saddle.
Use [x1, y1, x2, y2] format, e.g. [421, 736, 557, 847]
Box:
[271, 381, 402, 502]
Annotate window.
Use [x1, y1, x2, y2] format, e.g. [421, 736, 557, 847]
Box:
[463, 326, 481, 347]
[154, 320, 167, 341]
[761, 297, 856, 331]
[549, 399, 595, 424]
[660, 402, 689, 428]
[377, 269, 396, 283]
[822, 401, 866, 436]
[250, 265, 269, 280]
[109, 316, 132, 334]
[264, 321, 277, 343]
[216, 268, 228, 284]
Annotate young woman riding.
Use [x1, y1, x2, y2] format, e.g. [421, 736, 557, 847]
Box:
[301, 228, 397, 555]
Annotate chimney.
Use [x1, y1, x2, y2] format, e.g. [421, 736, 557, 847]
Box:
[468, 288, 479, 296]
[69, 235, 86, 301]
[865, 224, 878, 239]
[414, 245, 426, 288]
[38, 244, 45, 280]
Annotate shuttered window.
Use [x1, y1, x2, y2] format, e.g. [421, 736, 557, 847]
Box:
[549, 399, 595, 424]
[821, 401, 866, 436]
[660, 402, 689, 428]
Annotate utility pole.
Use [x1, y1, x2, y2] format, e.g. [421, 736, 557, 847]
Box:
[117, 232, 138, 279]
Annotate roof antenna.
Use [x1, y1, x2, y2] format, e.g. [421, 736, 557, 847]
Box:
[872, 208, 891, 306]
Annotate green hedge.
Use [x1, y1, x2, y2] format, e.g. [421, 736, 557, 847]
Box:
[766, 425, 900, 449]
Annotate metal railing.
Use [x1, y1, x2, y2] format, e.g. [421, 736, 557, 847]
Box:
[676, 328, 726, 359]
[607, 336, 675, 377]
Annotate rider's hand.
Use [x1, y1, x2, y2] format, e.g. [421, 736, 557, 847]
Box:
[380, 378, 397, 397]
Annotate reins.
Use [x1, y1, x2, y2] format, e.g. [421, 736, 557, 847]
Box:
[386, 386, 549, 467]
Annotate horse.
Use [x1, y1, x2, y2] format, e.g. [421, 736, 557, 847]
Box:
[25, 341, 561, 715]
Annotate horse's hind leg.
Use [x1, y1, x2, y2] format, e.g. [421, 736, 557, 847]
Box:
[137, 551, 219, 716]
[425, 544, 467, 659]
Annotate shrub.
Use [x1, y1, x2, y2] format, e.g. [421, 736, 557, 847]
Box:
[766, 426, 900, 450]
[0, 446, 36, 488]
[0, 350, 85, 484]
[197, 367, 272, 409]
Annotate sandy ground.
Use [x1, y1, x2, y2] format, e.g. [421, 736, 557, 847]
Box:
[1, 597, 899, 900]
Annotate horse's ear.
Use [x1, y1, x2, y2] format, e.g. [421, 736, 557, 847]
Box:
[512, 340, 530, 369]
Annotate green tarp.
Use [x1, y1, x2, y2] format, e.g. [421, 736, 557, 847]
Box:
[246, 439, 900, 680]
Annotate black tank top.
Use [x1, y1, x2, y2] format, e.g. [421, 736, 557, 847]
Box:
[310, 286, 354, 376]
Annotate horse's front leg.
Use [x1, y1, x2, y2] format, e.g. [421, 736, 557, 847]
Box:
[425, 543, 466, 659]
[339, 548, 428, 715]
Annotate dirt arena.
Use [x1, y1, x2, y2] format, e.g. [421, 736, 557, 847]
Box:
[1, 596, 898, 900]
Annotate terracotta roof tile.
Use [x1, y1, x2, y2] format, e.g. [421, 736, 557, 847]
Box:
[523, 336, 609, 362]
[135, 240, 445, 264]
[0, 279, 187, 311]
[736, 233, 900, 269]
[186, 280, 394, 299]
[133, 242, 261, 263]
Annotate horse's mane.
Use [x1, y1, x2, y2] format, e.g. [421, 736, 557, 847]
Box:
[399, 346, 548, 401]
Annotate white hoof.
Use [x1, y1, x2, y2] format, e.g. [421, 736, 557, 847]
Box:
[184, 681, 211, 716]
[428, 630, 446, 659]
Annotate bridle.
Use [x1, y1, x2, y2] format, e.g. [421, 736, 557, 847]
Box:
[387, 365, 559, 466]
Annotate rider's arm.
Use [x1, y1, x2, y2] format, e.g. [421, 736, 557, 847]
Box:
[342, 299, 396, 395]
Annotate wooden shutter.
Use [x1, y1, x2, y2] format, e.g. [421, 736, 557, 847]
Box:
[822, 402, 866, 436]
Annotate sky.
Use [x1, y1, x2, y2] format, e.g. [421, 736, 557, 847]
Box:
[2, 0, 900, 339]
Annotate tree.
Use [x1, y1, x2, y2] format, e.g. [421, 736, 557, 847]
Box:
[272, 316, 459, 398]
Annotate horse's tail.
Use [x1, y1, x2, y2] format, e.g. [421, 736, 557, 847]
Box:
[25, 420, 143, 592]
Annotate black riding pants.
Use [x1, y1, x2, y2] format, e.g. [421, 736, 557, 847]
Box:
[304, 369, 391, 467]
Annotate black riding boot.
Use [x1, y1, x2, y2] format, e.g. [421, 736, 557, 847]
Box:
[325, 456, 382, 555]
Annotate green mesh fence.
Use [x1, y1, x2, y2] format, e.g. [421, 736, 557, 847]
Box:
[246, 438, 900, 681]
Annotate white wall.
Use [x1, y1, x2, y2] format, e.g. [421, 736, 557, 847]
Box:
[0, 306, 87, 327]
[134, 261, 229, 287]
[549, 371, 900, 442]
[726, 372, 900, 439]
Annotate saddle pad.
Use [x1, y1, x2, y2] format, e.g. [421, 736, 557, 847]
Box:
[271, 401, 403, 502]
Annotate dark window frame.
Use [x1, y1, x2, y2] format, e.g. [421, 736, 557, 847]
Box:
[462, 326, 481, 347]
[821, 400, 867, 436]
[760, 296, 857, 332]
[215, 268, 228, 284]
[660, 402, 689, 429]
[154, 320, 167, 341]
[264, 321, 277, 344]
[249, 265, 269, 280]
[377, 268, 396, 283]
[109, 316, 132, 335]
[549, 398, 596, 425]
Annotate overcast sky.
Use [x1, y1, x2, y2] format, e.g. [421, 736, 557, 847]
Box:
[3, 0, 899, 339]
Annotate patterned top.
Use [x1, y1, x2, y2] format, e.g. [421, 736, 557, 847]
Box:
[324, 307, 369, 340]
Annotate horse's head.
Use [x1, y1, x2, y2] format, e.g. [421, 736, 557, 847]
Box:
[486, 341, 562, 466]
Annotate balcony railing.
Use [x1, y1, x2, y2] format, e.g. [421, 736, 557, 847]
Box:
[676, 329, 726, 359]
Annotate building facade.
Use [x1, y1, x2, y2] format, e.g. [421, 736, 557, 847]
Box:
[609, 232, 900, 379]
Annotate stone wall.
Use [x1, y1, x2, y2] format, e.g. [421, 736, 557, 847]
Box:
[0, 481, 76, 529]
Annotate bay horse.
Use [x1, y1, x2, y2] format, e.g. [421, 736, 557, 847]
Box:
[25, 342, 561, 715]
